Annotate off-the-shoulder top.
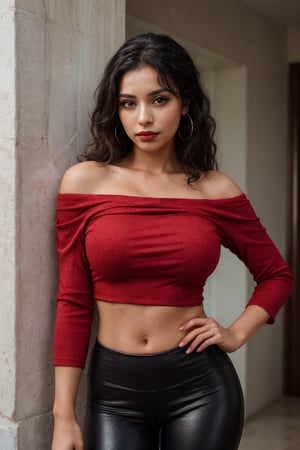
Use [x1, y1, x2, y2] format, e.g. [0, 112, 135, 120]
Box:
[53, 193, 293, 368]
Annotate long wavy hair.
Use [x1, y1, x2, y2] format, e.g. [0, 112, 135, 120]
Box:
[81, 32, 217, 183]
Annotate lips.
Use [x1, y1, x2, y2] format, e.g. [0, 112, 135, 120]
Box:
[136, 131, 158, 136]
[136, 131, 158, 141]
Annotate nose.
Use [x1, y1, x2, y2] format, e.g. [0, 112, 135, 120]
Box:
[137, 105, 153, 126]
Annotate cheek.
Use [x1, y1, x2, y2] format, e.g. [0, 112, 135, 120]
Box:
[163, 112, 182, 133]
[163, 105, 184, 126]
[119, 112, 132, 133]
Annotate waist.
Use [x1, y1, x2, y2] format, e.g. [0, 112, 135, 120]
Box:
[93, 283, 204, 308]
[96, 300, 206, 354]
[88, 339, 228, 391]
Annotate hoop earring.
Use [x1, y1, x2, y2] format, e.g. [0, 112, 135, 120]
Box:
[178, 113, 194, 141]
[114, 124, 122, 145]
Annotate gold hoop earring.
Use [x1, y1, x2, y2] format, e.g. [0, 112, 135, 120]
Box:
[178, 113, 194, 141]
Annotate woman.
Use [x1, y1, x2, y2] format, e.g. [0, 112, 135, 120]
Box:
[51, 33, 293, 450]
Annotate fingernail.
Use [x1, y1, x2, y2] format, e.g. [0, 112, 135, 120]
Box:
[178, 342, 184, 347]
[178, 326, 183, 331]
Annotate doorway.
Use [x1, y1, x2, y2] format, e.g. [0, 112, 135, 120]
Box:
[285, 62, 300, 395]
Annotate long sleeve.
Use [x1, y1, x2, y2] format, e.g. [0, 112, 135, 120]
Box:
[53, 196, 94, 368]
[212, 195, 294, 323]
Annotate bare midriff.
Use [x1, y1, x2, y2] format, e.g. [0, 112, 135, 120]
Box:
[96, 300, 207, 354]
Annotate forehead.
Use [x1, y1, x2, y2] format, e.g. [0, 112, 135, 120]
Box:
[119, 66, 161, 92]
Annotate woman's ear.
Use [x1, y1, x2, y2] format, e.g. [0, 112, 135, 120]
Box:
[181, 100, 190, 116]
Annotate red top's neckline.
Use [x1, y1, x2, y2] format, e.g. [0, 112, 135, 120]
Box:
[57, 192, 247, 203]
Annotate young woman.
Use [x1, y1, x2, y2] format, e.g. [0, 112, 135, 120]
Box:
[51, 33, 293, 450]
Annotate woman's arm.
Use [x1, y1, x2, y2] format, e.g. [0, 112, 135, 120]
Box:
[52, 164, 96, 449]
[52, 367, 84, 450]
[179, 173, 293, 352]
[178, 305, 270, 353]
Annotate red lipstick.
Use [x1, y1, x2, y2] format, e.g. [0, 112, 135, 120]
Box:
[136, 131, 158, 141]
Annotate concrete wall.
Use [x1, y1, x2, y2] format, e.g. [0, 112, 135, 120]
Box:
[0, 1, 125, 449]
[0, 1, 17, 447]
[126, 0, 289, 417]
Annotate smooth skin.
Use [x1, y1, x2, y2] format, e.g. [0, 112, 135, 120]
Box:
[52, 66, 269, 449]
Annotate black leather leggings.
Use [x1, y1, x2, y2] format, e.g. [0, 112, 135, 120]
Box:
[83, 340, 244, 450]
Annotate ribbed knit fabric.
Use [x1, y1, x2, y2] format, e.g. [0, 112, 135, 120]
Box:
[53, 193, 293, 368]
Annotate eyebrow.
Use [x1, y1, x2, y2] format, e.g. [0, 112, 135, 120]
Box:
[118, 88, 174, 98]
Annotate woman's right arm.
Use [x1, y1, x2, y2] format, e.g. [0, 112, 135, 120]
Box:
[52, 163, 100, 449]
[52, 367, 83, 450]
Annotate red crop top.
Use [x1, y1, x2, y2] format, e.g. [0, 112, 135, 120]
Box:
[53, 193, 293, 368]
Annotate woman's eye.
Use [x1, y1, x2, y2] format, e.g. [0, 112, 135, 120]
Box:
[120, 100, 136, 108]
[154, 96, 168, 105]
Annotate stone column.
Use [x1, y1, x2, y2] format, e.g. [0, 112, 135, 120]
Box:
[0, 1, 125, 448]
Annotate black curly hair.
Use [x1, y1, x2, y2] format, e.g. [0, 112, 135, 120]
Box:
[81, 32, 218, 183]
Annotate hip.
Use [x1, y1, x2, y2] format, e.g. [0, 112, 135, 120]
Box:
[86, 339, 244, 421]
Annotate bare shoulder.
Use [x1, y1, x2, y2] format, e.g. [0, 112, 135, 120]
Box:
[59, 160, 108, 194]
[199, 171, 243, 199]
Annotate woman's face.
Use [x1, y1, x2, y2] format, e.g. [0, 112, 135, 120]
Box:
[118, 65, 188, 156]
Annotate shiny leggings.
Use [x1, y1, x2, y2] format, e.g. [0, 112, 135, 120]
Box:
[83, 340, 244, 450]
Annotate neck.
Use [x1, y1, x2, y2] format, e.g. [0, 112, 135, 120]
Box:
[124, 146, 182, 175]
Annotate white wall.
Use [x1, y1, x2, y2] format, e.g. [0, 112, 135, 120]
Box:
[126, 0, 289, 417]
[0, 1, 125, 449]
[201, 65, 248, 393]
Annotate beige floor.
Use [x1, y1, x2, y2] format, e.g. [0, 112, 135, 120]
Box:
[239, 397, 300, 450]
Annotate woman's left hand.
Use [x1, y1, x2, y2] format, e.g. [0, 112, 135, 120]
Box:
[178, 317, 242, 354]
